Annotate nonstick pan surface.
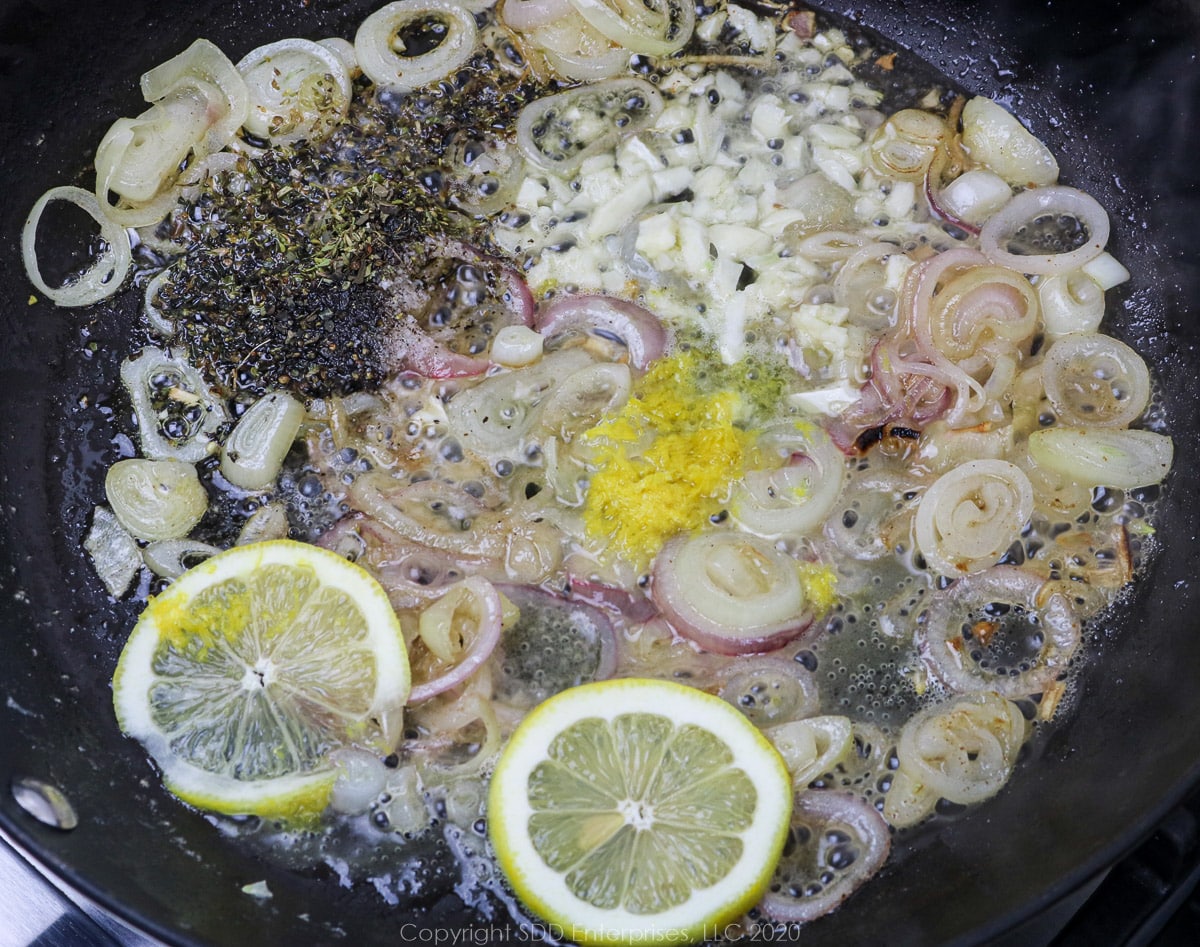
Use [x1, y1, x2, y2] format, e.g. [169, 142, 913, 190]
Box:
[1, 1, 1198, 944]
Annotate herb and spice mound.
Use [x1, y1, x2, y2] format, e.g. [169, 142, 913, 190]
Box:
[152, 45, 542, 397]
[25, 0, 1174, 943]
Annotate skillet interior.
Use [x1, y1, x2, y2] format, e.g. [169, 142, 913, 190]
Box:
[0, 0, 1197, 944]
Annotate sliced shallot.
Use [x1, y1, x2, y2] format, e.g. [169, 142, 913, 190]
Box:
[535, 294, 668, 370]
[355, 0, 479, 92]
[1041, 333, 1151, 429]
[924, 171, 981, 236]
[408, 576, 504, 703]
[565, 574, 658, 626]
[916, 566, 1081, 699]
[914, 459, 1034, 576]
[501, 0, 573, 30]
[730, 421, 846, 540]
[650, 531, 812, 655]
[1027, 426, 1173, 489]
[384, 240, 537, 378]
[493, 583, 618, 708]
[318, 513, 483, 611]
[22, 186, 132, 307]
[765, 716, 855, 788]
[761, 791, 891, 923]
[715, 655, 819, 727]
[979, 185, 1110, 276]
[896, 691, 1026, 806]
[387, 316, 493, 378]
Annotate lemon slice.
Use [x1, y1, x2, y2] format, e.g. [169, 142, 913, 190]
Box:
[113, 539, 410, 821]
[488, 678, 792, 946]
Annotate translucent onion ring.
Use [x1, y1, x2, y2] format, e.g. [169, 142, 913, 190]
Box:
[1041, 332, 1151, 429]
[898, 248, 991, 422]
[387, 315, 494, 378]
[792, 230, 869, 263]
[445, 348, 595, 458]
[318, 37, 361, 78]
[495, 582, 620, 700]
[516, 78, 662, 174]
[120, 346, 229, 462]
[761, 791, 891, 923]
[143, 267, 177, 336]
[527, 12, 631, 81]
[105, 458, 208, 542]
[319, 514, 485, 611]
[95, 92, 210, 205]
[894, 691, 1026, 806]
[914, 459, 1034, 576]
[823, 470, 921, 561]
[1037, 270, 1105, 337]
[411, 690, 503, 775]
[140, 38, 249, 156]
[564, 574, 658, 626]
[84, 506, 141, 598]
[236, 38, 353, 145]
[22, 186, 132, 307]
[501, 0, 573, 30]
[1027, 426, 1173, 489]
[841, 335, 954, 438]
[220, 390, 306, 491]
[348, 473, 492, 557]
[765, 716, 855, 788]
[832, 242, 904, 330]
[730, 422, 846, 541]
[916, 566, 1082, 699]
[868, 109, 947, 182]
[94, 98, 211, 228]
[354, 0, 479, 92]
[979, 186, 1110, 276]
[408, 576, 504, 703]
[650, 532, 812, 655]
[715, 655, 820, 728]
[535, 361, 632, 441]
[566, 0, 694, 56]
[929, 265, 1039, 361]
[534, 294, 668, 370]
[142, 539, 223, 579]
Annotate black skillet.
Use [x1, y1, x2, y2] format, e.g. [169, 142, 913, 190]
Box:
[1, 0, 1198, 944]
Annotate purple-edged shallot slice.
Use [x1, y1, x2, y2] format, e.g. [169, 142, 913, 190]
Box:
[651, 531, 813, 656]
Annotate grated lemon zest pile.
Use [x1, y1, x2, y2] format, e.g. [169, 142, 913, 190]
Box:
[582, 351, 753, 569]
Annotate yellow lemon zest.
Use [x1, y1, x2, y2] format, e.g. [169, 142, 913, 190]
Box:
[582, 351, 754, 569]
[797, 560, 839, 616]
